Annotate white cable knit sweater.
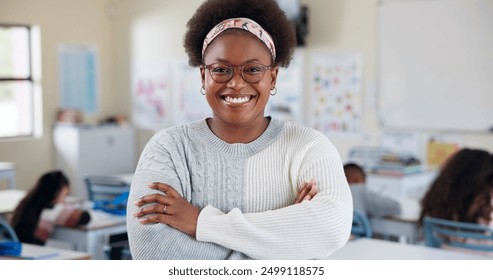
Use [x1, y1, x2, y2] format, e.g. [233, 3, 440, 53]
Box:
[126, 118, 353, 259]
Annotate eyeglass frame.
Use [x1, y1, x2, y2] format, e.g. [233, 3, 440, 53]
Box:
[201, 62, 273, 84]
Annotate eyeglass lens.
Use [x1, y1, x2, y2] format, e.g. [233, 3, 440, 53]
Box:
[206, 63, 270, 83]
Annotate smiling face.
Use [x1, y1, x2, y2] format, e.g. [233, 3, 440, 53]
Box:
[201, 30, 278, 131]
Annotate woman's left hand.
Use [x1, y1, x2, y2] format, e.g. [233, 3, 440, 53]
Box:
[134, 182, 200, 237]
[295, 178, 318, 204]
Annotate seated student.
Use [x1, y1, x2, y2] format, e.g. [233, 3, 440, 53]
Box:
[419, 148, 493, 227]
[344, 162, 402, 217]
[10, 170, 91, 245]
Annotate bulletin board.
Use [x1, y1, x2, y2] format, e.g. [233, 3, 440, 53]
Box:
[377, 0, 493, 132]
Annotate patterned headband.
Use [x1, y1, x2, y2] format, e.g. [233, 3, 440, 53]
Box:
[202, 17, 276, 61]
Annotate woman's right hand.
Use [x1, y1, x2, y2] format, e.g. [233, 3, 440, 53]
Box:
[295, 179, 317, 204]
[134, 182, 200, 238]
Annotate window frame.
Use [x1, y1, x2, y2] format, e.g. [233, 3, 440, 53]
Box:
[0, 23, 42, 141]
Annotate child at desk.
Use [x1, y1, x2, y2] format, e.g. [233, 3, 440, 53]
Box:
[344, 163, 402, 217]
[10, 170, 91, 245]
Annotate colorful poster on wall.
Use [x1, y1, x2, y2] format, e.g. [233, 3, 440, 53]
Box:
[309, 53, 363, 137]
[132, 58, 173, 130]
[132, 57, 207, 130]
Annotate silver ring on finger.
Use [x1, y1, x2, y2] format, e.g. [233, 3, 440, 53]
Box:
[162, 205, 167, 214]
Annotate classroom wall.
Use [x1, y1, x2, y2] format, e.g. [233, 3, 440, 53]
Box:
[109, 0, 204, 152]
[112, 0, 493, 161]
[1, 0, 492, 190]
[301, 0, 382, 156]
[109, 0, 384, 155]
[0, 0, 115, 190]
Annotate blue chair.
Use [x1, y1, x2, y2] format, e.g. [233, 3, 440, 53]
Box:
[423, 216, 493, 253]
[0, 218, 22, 257]
[84, 175, 130, 202]
[352, 210, 372, 238]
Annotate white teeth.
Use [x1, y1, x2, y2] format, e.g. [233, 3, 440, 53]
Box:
[225, 96, 250, 104]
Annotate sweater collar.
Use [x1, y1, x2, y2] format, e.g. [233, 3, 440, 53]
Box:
[191, 117, 284, 158]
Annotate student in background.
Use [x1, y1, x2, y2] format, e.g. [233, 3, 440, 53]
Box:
[344, 162, 401, 217]
[10, 170, 91, 245]
[127, 0, 352, 260]
[419, 148, 493, 226]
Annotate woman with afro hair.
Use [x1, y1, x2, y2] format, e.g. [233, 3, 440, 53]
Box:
[127, 0, 352, 260]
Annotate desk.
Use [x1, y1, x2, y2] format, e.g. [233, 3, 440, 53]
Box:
[53, 173, 131, 259]
[367, 170, 437, 200]
[19, 243, 91, 260]
[52, 210, 126, 260]
[0, 190, 126, 259]
[370, 198, 421, 243]
[365, 171, 436, 244]
[0, 162, 16, 190]
[0, 189, 26, 218]
[326, 238, 493, 260]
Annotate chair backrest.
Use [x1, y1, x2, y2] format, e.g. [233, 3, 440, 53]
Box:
[0, 218, 22, 257]
[84, 175, 130, 202]
[352, 210, 372, 238]
[0, 218, 19, 242]
[423, 216, 493, 252]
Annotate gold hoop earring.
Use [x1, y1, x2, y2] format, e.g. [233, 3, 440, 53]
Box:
[200, 86, 206, 95]
[270, 87, 277, 96]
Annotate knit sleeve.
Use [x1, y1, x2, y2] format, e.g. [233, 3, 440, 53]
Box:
[196, 136, 353, 259]
[126, 131, 233, 259]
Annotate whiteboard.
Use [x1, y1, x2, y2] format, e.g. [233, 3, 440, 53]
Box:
[377, 0, 493, 132]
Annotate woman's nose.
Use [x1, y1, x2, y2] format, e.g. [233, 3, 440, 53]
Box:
[227, 66, 247, 88]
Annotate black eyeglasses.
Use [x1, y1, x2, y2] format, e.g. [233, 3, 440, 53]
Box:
[202, 62, 272, 84]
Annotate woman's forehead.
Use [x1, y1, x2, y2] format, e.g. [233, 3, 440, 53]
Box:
[203, 31, 272, 64]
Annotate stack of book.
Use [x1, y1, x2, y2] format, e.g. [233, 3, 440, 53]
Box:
[372, 153, 422, 176]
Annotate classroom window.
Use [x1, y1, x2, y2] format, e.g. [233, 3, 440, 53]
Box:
[0, 23, 42, 139]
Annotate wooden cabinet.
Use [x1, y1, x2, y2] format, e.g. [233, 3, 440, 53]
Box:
[54, 125, 136, 199]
